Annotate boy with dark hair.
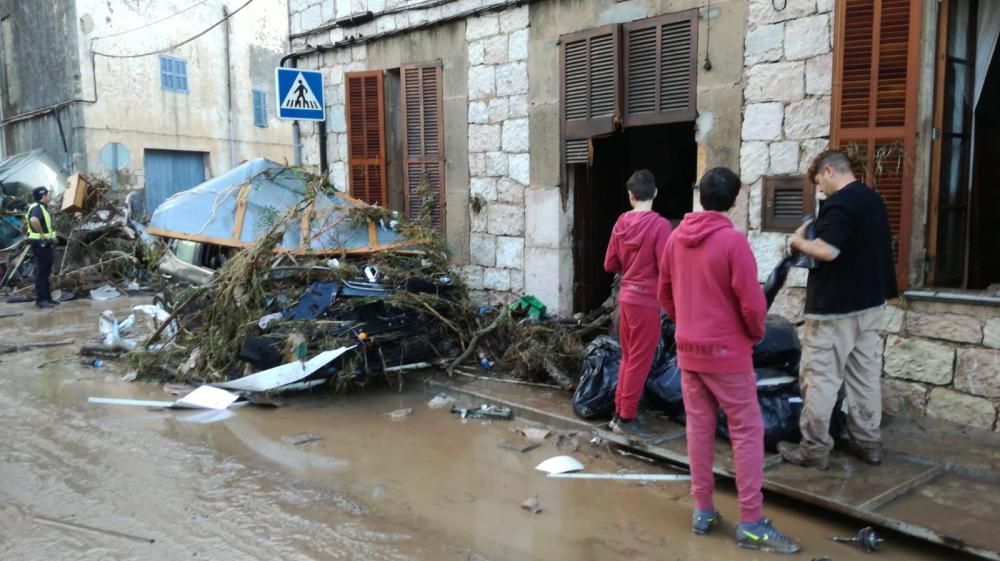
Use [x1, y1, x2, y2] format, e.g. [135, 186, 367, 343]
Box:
[658, 167, 800, 554]
[604, 169, 671, 437]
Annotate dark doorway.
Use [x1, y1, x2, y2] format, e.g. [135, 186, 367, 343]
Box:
[572, 121, 696, 313]
[968, 46, 1000, 288]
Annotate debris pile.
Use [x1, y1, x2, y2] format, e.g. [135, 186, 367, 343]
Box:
[1, 176, 156, 299]
[114, 161, 613, 393]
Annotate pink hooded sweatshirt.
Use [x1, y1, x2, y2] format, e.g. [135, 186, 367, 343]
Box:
[657, 212, 766, 374]
[604, 211, 672, 309]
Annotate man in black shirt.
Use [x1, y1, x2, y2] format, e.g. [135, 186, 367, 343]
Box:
[777, 150, 897, 469]
[26, 186, 58, 308]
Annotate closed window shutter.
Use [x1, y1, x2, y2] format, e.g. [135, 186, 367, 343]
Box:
[832, 0, 920, 286]
[401, 61, 445, 228]
[560, 25, 621, 165]
[763, 176, 815, 232]
[623, 9, 698, 127]
[346, 71, 387, 206]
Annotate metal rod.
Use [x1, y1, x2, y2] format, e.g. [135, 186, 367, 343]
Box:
[547, 473, 691, 481]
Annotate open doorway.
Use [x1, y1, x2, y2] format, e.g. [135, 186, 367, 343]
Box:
[968, 47, 1000, 288]
[572, 121, 696, 313]
[929, 0, 1000, 289]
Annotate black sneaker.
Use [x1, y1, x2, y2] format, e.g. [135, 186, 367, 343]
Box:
[609, 416, 656, 439]
[35, 301, 55, 309]
[692, 509, 721, 535]
[735, 517, 801, 554]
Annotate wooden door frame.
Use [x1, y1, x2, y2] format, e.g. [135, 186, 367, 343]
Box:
[924, 0, 950, 287]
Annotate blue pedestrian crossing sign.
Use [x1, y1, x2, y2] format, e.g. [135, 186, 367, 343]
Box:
[275, 67, 325, 121]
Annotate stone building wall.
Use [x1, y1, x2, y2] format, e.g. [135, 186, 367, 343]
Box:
[739, 1, 1000, 432]
[463, 7, 529, 304]
[739, 0, 834, 296]
[288, 0, 527, 304]
[878, 301, 1000, 431]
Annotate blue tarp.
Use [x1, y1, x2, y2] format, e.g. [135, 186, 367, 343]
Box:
[147, 159, 410, 253]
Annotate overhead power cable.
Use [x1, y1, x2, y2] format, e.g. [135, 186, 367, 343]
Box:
[92, 0, 257, 59]
[91, 0, 210, 40]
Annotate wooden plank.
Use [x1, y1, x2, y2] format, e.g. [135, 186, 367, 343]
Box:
[231, 183, 252, 241]
[858, 463, 947, 511]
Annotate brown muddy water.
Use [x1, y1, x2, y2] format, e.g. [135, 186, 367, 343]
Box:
[0, 298, 974, 560]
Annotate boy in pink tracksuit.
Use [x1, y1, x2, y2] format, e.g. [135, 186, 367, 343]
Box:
[658, 167, 800, 554]
[603, 169, 672, 437]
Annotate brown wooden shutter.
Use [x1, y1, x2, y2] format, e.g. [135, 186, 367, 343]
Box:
[560, 24, 621, 165]
[401, 61, 445, 229]
[762, 176, 815, 232]
[345, 71, 387, 206]
[831, 0, 921, 287]
[623, 9, 698, 127]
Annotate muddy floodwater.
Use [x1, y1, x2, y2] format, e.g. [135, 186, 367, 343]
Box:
[0, 298, 976, 560]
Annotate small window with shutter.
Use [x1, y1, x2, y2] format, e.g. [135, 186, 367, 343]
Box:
[252, 90, 267, 127]
[345, 71, 388, 206]
[623, 9, 698, 128]
[560, 24, 621, 166]
[762, 176, 815, 232]
[401, 61, 445, 229]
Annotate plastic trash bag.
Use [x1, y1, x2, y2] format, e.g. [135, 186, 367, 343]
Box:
[717, 378, 846, 452]
[644, 353, 685, 422]
[99, 310, 137, 351]
[764, 255, 796, 310]
[753, 315, 801, 374]
[572, 336, 621, 420]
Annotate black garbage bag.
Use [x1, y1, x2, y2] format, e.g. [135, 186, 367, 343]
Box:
[660, 314, 677, 352]
[764, 255, 795, 310]
[572, 335, 621, 420]
[644, 353, 686, 422]
[717, 380, 847, 452]
[753, 315, 801, 373]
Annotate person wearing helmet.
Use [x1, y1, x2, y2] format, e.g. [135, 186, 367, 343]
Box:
[26, 186, 58, 308]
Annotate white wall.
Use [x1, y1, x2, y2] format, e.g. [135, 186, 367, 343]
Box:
[75, 0, 293, 186]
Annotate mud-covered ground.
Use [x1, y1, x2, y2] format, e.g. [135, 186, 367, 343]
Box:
[0, 298, 972, 560]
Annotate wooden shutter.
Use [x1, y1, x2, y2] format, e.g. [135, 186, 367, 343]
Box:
[762, 176, 815, 232]
[831, 0, 921, 287]
[401, 61, 445, 229]
[623, 9, 698, 127]
[345, 71, 387, 206]
[560, 24, 621, 165]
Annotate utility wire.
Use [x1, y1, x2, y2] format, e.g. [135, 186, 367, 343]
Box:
[91, 0, 210, 40]
[92, 0, 256, 59]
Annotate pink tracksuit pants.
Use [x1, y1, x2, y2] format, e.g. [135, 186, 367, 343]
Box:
[615, 303, 661, 420]
[682, 369, 764, 524]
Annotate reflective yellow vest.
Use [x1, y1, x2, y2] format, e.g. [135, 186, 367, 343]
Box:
[26, 203, 56, 240]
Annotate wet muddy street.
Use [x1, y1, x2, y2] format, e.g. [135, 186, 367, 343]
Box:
[0, 298, 975, 560]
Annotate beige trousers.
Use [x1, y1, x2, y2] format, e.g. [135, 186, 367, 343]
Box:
[798, 306, 884, 458]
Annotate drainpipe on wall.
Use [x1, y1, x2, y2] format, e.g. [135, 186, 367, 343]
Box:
[223, 6, 236, 169]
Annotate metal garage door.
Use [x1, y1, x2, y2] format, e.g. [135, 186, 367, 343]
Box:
[144, 149, 206, 213]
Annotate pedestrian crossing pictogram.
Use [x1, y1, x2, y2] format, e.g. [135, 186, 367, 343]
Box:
[280, 73, 321, 110]
[275, 67, 325, 121]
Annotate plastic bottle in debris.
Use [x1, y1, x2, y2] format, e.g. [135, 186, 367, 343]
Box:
[478, 352, 494, 369]
[81, 359, 103, 368]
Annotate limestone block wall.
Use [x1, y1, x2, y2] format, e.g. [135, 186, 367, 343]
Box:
[288, 0, 529, 305]
[739, 0, 833, 290]
[463, 6, 529, 305]
[878, 302, 1000, 431]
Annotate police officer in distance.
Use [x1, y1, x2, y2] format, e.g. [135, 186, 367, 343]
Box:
[26, 186, 58, 308]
